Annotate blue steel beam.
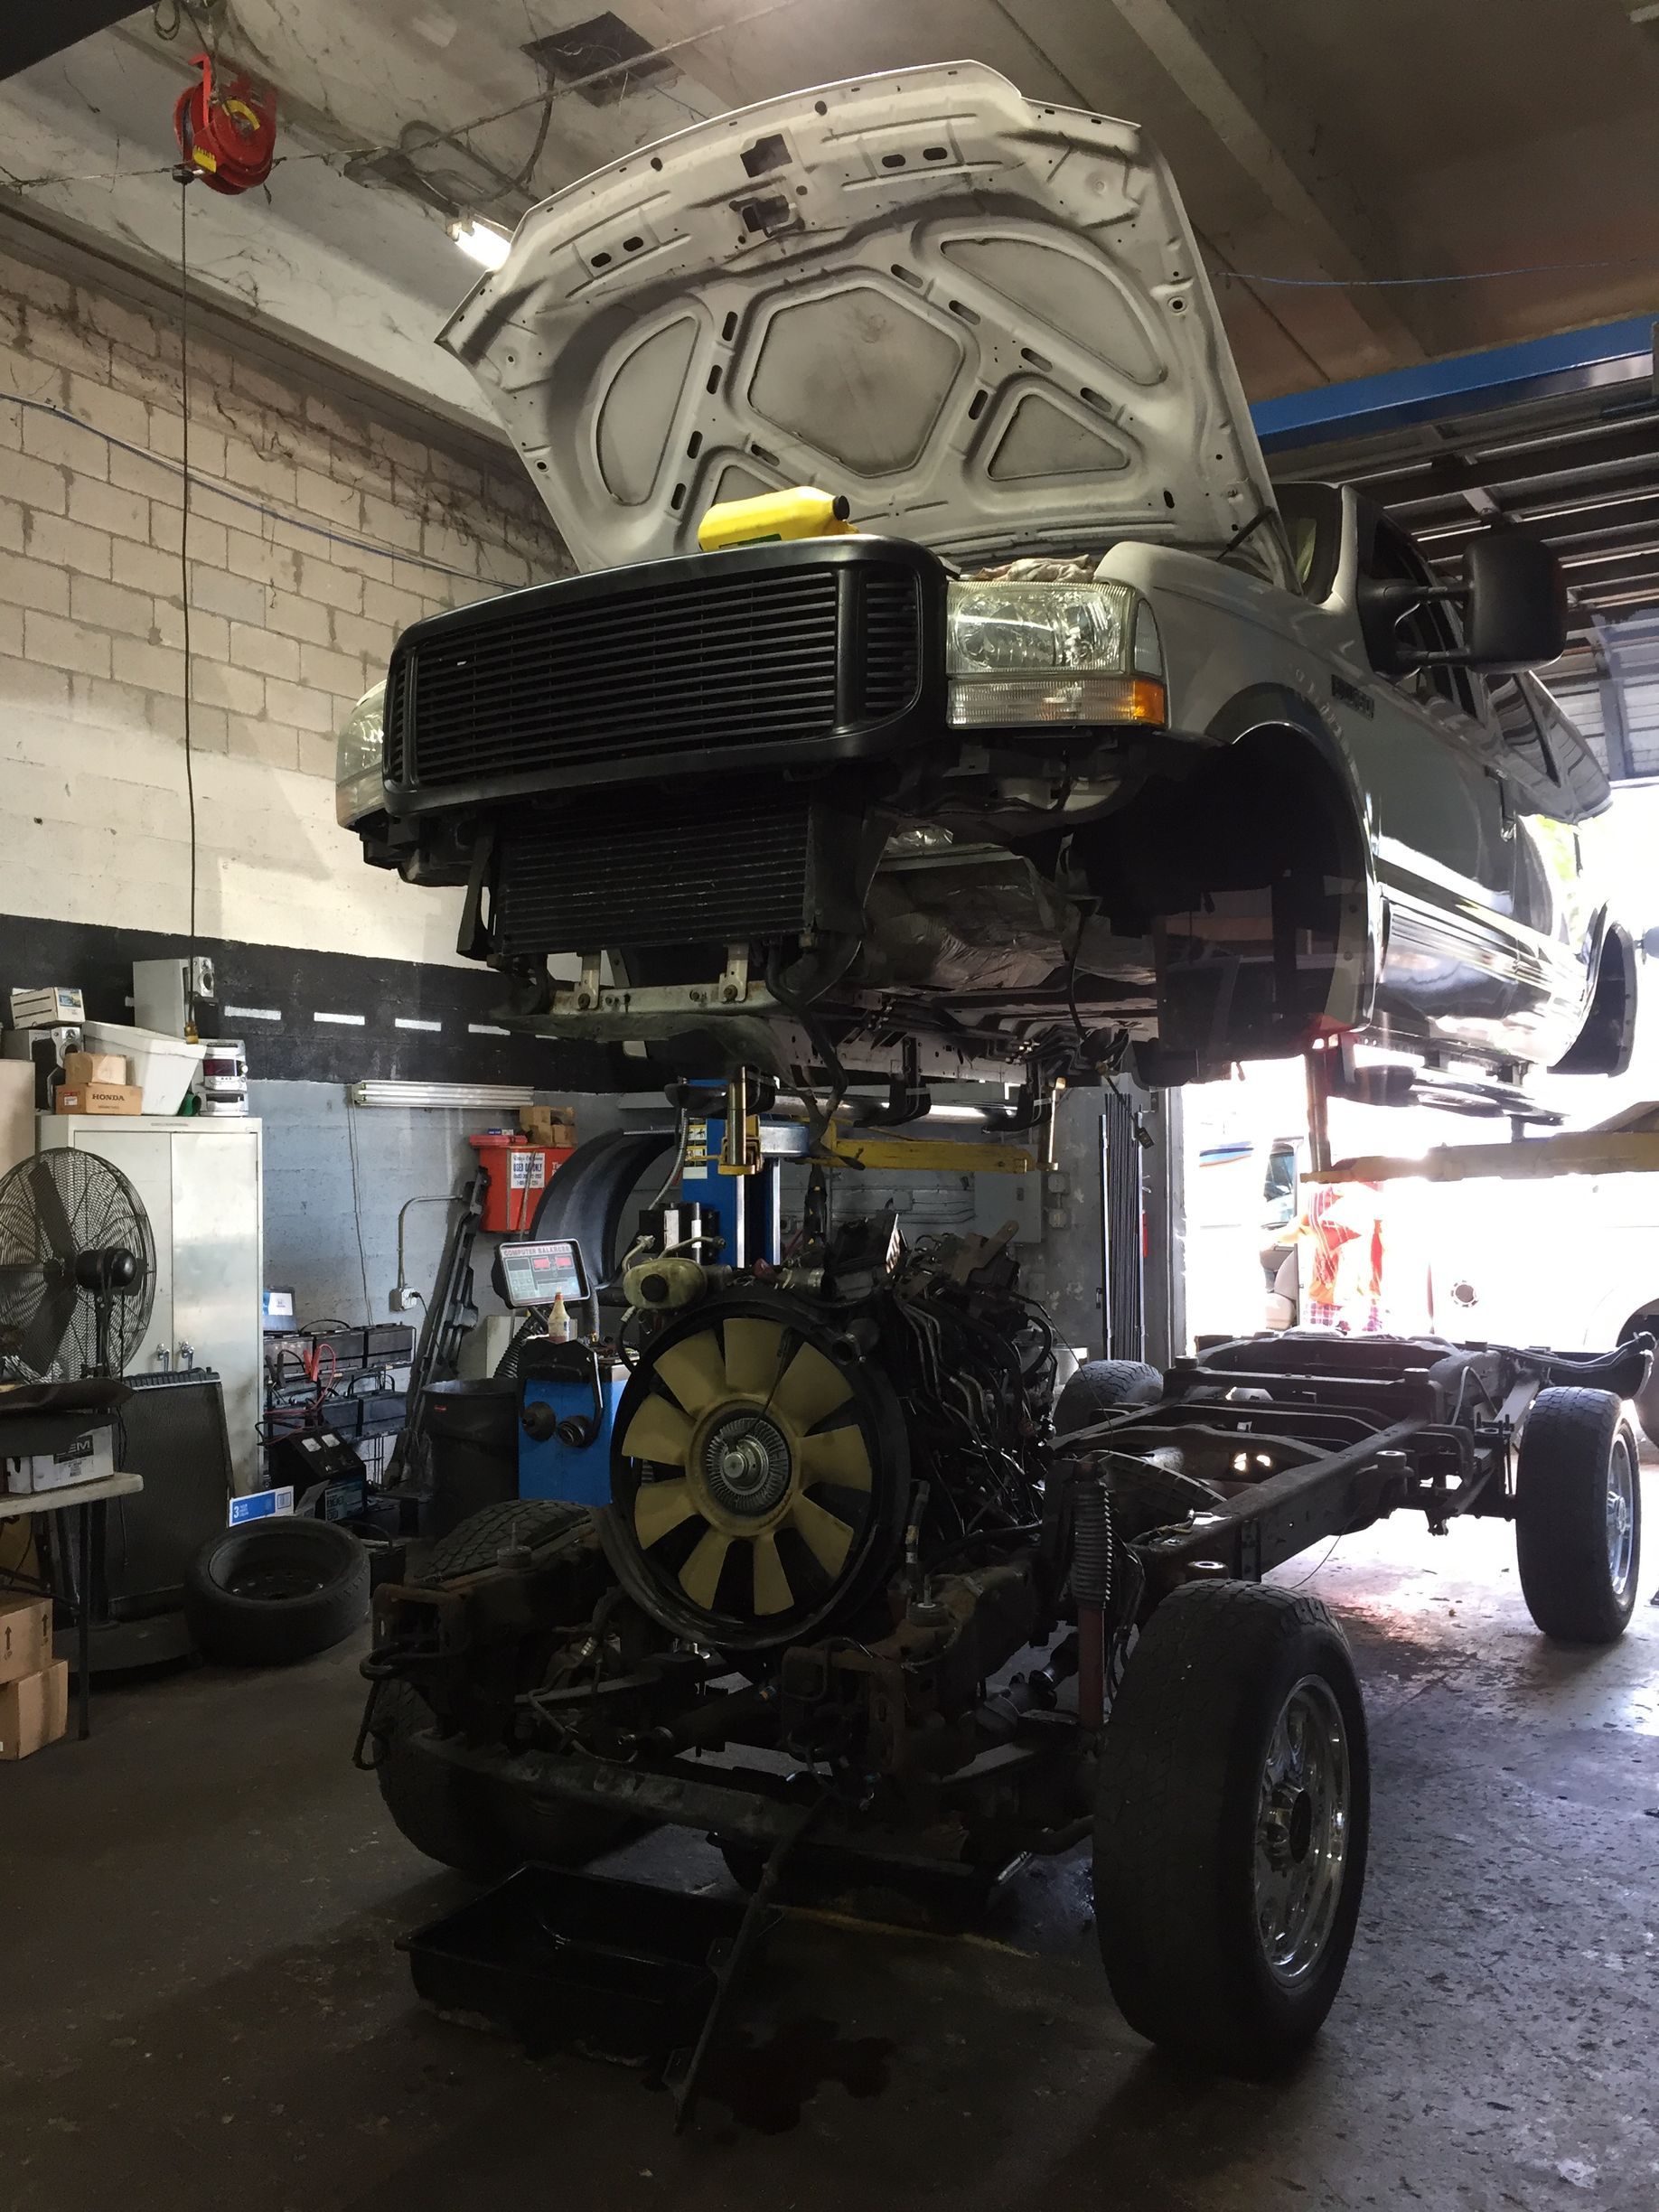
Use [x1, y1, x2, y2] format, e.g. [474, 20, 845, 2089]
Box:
[1252, 315, 1657, 455]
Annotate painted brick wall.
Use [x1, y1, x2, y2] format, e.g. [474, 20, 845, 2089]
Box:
[0, 235, 571, 966]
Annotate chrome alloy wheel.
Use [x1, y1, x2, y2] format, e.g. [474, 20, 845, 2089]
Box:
[1607, 1428, 1637, 1604]
[1252, 1674, 1352, 1987]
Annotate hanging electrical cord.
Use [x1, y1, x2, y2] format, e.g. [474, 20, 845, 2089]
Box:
[174, 171, 200, 1024]
[343, 1105, 374, 1326]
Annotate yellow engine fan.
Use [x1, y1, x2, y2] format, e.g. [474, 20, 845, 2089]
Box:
[605, 1297, 909, 1649]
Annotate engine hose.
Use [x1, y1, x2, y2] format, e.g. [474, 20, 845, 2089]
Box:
[1073, 1474, 1114, 1731]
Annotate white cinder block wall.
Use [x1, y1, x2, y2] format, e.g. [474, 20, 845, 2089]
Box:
[0, 231, 593, 1354]
[0, 233, 571, 966]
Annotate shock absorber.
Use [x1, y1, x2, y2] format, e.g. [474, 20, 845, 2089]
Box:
[1072, 1469, 1116, 1731]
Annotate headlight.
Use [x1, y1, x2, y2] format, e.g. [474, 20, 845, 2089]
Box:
[945, 580, 1166, 728]
[335, 680, 386, 827]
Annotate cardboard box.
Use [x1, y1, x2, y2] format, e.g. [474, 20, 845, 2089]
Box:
[5, 1423, 117, 1495]
[0, 1660, 70, 1759]
[0, 1593, 52, 1687]
[9, 986, 84, 1027]
[520, 1105, 576, 1147]
[63, 1049, 129, 1086]
[54, 1081, 143, 1117]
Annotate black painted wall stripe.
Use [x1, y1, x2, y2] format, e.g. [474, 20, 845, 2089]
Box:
[0, 914, 614, 1089]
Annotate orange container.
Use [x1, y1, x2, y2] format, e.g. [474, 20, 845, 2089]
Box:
[467, 1133, 575, 1234]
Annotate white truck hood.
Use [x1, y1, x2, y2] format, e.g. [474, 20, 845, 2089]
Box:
[440, 61, 1285, 579]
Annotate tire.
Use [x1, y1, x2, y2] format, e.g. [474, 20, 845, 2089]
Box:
[372, 1498, 628, 1876]
[1054, 1359, 1163, 1436]
[1514, 1388, 1641, 1644]
[371, 1679, 515, 1880]
[1094, 1581, 1370, 2074]
[426, 1497, 591, 1577]
[186, 1516, 369, 1667]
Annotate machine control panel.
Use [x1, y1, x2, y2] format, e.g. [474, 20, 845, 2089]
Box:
[497, 1237, 588, 1308]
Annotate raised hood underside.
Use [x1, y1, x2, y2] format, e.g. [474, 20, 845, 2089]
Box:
[440, 62, 1285, 576]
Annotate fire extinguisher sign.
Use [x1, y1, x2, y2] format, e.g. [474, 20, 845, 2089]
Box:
[509, 1150, 548, 1191]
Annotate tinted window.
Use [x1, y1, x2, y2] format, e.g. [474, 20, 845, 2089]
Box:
[1488, 677, 1561, 784]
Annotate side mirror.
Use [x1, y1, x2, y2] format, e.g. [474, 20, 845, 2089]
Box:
[1460, 530, 1566, 670]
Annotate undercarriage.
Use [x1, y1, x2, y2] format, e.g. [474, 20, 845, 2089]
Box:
[360, 1167, 1650, 2074]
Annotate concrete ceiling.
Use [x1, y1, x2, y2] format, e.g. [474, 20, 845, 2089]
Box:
[2, 0, 1656, 436]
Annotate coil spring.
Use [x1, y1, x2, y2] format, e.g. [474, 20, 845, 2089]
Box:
[1073, 1474, 1116, 1610]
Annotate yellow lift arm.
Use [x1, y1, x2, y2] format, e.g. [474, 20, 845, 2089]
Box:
[1307, 1102, 1659, 1186]
[814, 1130, 1041, 1176]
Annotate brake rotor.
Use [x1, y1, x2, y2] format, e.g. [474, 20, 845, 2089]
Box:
[606, 1294, 908, 1650]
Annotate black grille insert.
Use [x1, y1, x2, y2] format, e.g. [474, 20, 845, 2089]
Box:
[395, 555, 924, 793]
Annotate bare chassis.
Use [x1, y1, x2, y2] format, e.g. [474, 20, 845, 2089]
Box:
[377, 1330, 1648, 1869]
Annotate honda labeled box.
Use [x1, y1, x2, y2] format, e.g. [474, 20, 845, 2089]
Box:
[54, 1081, 144, 1117]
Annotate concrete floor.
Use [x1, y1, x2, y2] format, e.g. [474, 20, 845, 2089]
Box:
[5, 1494, 1657, 2212]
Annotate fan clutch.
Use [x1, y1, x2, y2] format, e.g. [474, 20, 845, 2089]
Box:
[605, 1294, 908, 1649]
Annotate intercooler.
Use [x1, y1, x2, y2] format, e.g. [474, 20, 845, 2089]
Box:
[492, 787, 819, 955]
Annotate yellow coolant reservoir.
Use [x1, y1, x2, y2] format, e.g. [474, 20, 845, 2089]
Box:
[696, 486, 855, 551]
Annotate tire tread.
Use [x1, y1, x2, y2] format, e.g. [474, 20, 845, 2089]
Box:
[1514, 1387, 1639, 1644]
[1094, 1580, 1368, 2072]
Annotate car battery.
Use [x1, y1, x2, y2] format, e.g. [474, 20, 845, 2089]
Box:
[362, 1323, 417, 1366]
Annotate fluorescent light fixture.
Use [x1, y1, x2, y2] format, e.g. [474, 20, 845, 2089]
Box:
[447, 216, 511, 271]
[349, 1081, 535, 1110]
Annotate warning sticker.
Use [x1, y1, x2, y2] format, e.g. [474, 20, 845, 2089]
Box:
[509, 1150, 548, 1190]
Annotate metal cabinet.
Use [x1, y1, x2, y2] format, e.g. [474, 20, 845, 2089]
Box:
[37, 1115, 264, 1491]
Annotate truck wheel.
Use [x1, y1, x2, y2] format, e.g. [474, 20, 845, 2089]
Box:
[1094, 1581, 1369, 2074]
[1054, 1359, 1163, 1435]
[372, 1679, 515, 1879]
[372, 1499, 629, 1876]
[1515, 1388, 1641, 1644]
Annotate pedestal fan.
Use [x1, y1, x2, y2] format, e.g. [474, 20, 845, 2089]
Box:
[0, 1152, 155, 1382]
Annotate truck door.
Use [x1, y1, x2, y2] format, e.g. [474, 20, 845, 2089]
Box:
[1347, 507, 1522, 1045]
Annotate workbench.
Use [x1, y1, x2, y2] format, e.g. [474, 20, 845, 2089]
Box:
[0, 1472, 145, 1740]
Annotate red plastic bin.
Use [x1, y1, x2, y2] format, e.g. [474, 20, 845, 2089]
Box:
[467, 1133, 575, 1234]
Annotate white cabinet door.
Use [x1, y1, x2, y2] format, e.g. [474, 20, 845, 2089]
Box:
[169, 1127, 262, 1491]
[40, 1116, 264, 1492]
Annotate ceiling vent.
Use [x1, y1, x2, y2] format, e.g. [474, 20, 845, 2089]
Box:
[522, 14, 675, 106]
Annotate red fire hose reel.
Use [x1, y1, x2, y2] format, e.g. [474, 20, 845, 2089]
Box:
[173, 52, 277, 196]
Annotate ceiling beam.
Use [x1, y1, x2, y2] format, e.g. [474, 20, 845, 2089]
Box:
[1, 5, 147, 83]
[1336, 421, 1659, 509]
[1100, 0, 1429, 363]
